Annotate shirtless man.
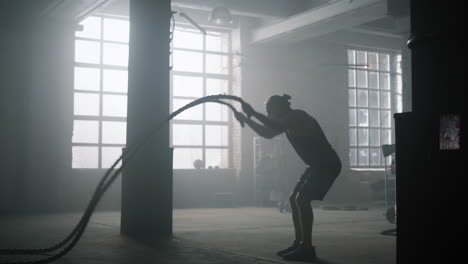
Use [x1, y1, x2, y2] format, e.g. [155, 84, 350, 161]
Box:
[236, 94, 341, 262]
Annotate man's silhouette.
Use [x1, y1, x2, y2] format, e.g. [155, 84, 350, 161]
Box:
[237, 94, 341, 262]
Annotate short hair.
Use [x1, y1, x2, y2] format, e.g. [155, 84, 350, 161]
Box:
[265, 94, 291, 107]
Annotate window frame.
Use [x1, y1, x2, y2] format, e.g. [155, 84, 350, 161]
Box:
[347, 48, 403, 170]
[170, 25, 233, 169]
[72, 15, 129, 169]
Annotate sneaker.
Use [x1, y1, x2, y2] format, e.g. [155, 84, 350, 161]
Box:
[282, 244, 317, 262]
[276, 240, 300, 257]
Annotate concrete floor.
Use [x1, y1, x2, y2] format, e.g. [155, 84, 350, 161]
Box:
[0, 207, 395, 264]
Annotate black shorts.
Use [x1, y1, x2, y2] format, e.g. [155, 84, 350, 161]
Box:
[293, 159, 342, 201]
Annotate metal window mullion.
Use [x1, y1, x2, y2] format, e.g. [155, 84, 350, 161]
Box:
[205, 50, 231, 56]
[98, 18, 104, 169]
[100, 90, 128, 96]
[171, 71, 229, 79]
[204, 146, 229, 149]
[75, 37, 101, 43]
[102, 39, 128, 45]
[202, 33, 207, 164]
[173, 144, 204, 148]
[173, 95, 202, 100]
[227, 31, 233, 168]
[75, 62, 102, 68]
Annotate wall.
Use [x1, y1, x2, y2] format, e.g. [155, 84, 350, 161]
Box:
[59, 168, 237, 211]
[0, 23, 29, 213]
[0, 14, 75, 214]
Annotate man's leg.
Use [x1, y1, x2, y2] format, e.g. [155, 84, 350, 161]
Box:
[276, 189, 301, 257]
[289, 191, 302, 242]
[296, 192, 314, 247]
[282, 189, 317, 261]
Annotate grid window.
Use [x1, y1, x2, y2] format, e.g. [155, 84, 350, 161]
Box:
[72, 19, 232, 170]
[171, 27, 231, 169]
[348, 49, 403, 169]
[72, 16, 128, 169]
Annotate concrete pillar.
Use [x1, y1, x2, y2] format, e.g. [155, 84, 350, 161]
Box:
[121, 0, 173, 242]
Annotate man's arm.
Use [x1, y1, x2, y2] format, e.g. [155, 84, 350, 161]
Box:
[241, 102, 287, 131]
[235, 112, 282, 139]
[251, 111, 285, 131]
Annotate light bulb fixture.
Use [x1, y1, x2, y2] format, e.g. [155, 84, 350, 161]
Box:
[208, 6, 233, 25]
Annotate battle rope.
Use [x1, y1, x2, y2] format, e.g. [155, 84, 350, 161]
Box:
[0, 95, 250, 264]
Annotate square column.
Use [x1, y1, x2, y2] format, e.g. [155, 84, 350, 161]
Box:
[121, 0, 172, 243]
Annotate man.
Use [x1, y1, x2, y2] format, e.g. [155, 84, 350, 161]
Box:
[236, 94, 341, 262]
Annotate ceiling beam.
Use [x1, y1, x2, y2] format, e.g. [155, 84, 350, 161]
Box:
[251, 0, 388, 44]
[173, 0, 307, 19]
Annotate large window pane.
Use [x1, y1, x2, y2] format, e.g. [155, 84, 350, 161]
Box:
[347, 50, 355, 65]
[349, 148, 357, 166]
[368, 52, 378, 70]
[101, 147, 123, 168]
[381, 91, 391, 109]
[357, 89, 368, 107]
[379, 54, 390, 71]
[103, 69, 128, 93]
[357, 109, 368, 127]
[349, 109, 357, 126]
[102, 121, 126, 144]
[370, 129, 380, 146]
[103, 18, 129, 42]
[103, 94, 127, 117]
[379, 73, 390, 90]
[348, 70, 356, 87]
[358, 128, 369, 146]
[206, 32, 228, 52]
[73, 120, 99, 143]
[206, 54, 229, 74]
[206, 148, 229, 168]
[173, 75, 203, 97]
[350, 128, 357, 146]
[358, 148, 369, 166]
[368, 72, 378, 89]
[381, 129, 392, 145]
[74, 67, 100, 91]
[370, 148, 381, 166]
[173, 50, 203, 73]
[172, 99, 203, 120]
[369, 91, 379, 108]
[206, 78, 229, 95]
[381, 110, 391, 128]
[103, 43, 128, 66]
[173, 29, 203, 50]
[173, 148, 203, 169]
[75, 40, 100, 64]
[348, 89, 356, 107]
[74, 93, 100, 116]
[206, 102, 229, 121]
[205, 125, 228, 146]
[356, 70, 367, 88]
[72, 146, 98, 168]
[76, 16, 101, 39]
[369, 110, 380, 127]
[356, 51, 367, 68]
[172, 124, 202, 146]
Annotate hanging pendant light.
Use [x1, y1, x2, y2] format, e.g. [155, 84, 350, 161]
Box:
[209, 6, 233, 25]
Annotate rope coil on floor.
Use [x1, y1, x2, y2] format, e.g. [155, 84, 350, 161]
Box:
[0, 95, 249, 264]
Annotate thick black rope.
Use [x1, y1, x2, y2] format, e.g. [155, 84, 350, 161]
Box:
[0, 95, 249, 264]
